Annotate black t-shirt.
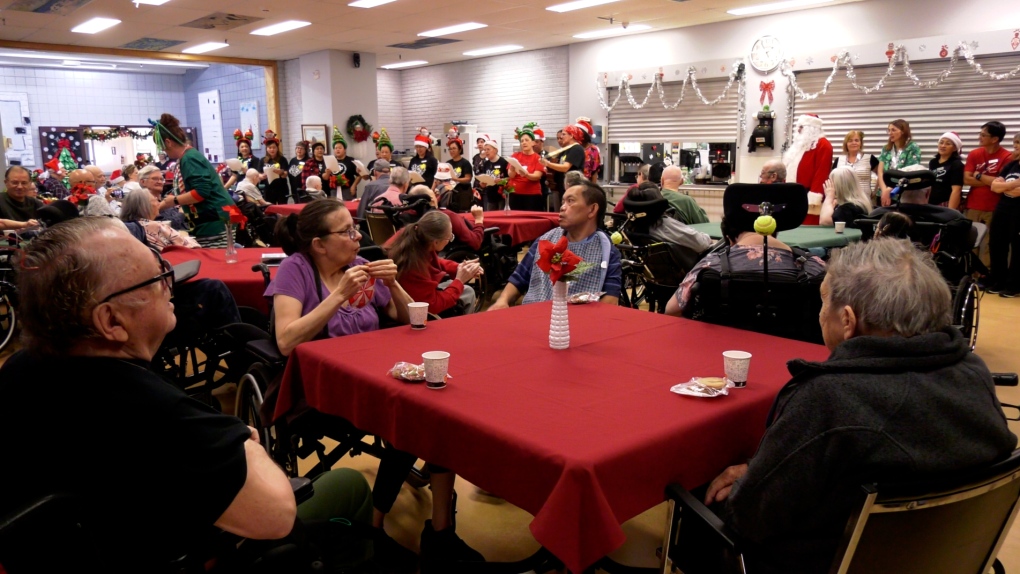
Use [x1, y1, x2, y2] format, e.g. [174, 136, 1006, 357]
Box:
[239, 155, 262, 174]
[928, 156, 964, 206]
[449, 157, 473, 194]
[334, 156, 359, 199]
[0, 352, 250, 567]
[554, 145, 586, 193]
[262, 154, 290, 204]
[408, 155, 438, 188]
[997, 160, 1020, 208]
[288, 157, 308, 195]
[833, 203, 867, 227]
[476, 156, 509, 202]
[0, 191, 43, 221]
[471, 153, 485, 176]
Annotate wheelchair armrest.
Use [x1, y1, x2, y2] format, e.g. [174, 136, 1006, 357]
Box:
[665, 484, 740, 550]
[993, 373, 1019, 387]
[290, 477, 314, 505]
[246, 338, 286, 367]
[664, 483, 744, 574]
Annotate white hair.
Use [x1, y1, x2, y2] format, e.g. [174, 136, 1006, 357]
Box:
[784, 123, 826, 180]
[305, 175, 322, 190]
[828, 166, 871, 213]
[245, 168, 260, 183]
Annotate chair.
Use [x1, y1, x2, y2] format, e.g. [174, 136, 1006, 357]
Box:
[660, 448, 1020, 574]
[365, 213, 396, 245]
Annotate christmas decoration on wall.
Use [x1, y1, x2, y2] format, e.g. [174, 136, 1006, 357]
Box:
[82, 126, 152, 141]
[781, 41, 1020, 150]
[759, 80, 775, 106]
[345, 115, 372, 143]
[1012, 30, 1019, 51]
[58, 148, 77, 187]
[39, 127, 83, 171]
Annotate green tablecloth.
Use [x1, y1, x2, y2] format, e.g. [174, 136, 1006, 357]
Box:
[689, 223, 862, 249]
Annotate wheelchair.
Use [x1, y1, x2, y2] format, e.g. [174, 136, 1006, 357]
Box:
[0, 242, 19, 354]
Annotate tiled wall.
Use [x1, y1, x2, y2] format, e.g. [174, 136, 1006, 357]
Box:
[0, 66, 186, 167]
[397, 47, 570, 154]
[183, 64, 268, 158]
[279, 59, 303, 153]
[376, 69, 404, 149]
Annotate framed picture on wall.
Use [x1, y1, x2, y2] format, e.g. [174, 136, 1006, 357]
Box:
[302, 124, 328, 146]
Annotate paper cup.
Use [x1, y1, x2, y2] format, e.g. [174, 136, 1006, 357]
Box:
[723, 350, 752, 387]
[422, 351, 450, 388]
[408, 302, 429, 330]
[835, 221, 846, 234]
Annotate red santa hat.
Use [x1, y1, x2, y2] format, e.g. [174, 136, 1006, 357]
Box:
[109, 169, 124, 185]
[574, 117, 594, 136]
[44, 157, 61, 172]
[533, 127, 545, 141]
[796, 114, 824, 128]
[481, 134, 500, 154]
[413, 127, 432, 147]
[939, 131, 963, 153]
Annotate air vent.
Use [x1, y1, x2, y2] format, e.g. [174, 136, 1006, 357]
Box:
[387, 38, 460, 50]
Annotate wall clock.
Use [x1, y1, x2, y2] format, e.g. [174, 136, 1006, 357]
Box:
[750, 35, 784, 73]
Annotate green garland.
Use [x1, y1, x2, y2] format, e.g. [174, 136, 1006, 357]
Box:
[345, 114, 373, 143]
[83, 127, 151, 142]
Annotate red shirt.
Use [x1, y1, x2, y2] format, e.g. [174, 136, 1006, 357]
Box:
[964, 146, 1014, 212]
[509, 152, 543, 196]
[385, 209, 485, 252]
[398, 252, 464, 315]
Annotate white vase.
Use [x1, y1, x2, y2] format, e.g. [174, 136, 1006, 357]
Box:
[549, 281, 570, 350]
[225, 223, 238, 264]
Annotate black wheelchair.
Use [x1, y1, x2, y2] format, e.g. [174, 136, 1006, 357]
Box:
[0, 241, 19, 354]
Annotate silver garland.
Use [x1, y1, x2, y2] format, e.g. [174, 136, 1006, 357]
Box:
[736, 68, 747, 140]
[595, 60, 745, 112]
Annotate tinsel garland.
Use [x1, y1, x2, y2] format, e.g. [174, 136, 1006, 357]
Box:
[595, 61, 746, 111]
[781, 41, 1020, 150]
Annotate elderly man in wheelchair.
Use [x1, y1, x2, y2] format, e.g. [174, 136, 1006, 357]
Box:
[662, 238, 1017, 574]
[0, 218, 376, 572]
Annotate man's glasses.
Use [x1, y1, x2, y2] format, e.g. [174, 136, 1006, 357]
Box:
[322, 227, 359, 241]
[100, 247, 174, 303]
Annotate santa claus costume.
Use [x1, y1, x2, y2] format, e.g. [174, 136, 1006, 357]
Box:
[784, 114, 833, 224]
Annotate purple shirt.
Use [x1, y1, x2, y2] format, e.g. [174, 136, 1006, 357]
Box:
[265, 254, 392, 338]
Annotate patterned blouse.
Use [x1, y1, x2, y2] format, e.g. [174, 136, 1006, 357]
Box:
[583, 145, 602, 180]
[877, 140, 922, 171]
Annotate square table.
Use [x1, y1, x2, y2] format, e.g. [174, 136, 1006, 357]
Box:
[162, 246, 282, 313]
[688, 222, 862, 249]
[274, 303, 829, 572]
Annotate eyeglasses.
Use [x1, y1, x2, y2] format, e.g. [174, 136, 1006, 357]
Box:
[100, 247, 174, 304]
[322, 227, 359, 241]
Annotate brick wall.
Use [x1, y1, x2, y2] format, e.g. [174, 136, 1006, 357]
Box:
[183, 64, 268, 158]
[376, 69, 404, 149]
[279, 59, 303, 152]
[0, 67, 186, 167]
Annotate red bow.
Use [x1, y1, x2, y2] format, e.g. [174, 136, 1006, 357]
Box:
[536, 236, 581, 283]
[759, 81, 775, 105]
[222, 205, 248, 229]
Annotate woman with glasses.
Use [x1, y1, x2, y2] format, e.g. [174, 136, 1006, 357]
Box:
[139, 164, 187, 231]
[385, 210, 482, 316]
[877, 119, 922, 207]
[120, 188, 199, 251]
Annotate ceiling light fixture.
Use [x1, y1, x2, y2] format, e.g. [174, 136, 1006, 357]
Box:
[573, 24, 650, 39]
[348, 0, 397, 6]
[62, 60, 81, 66]
[418, 22, 486, 37]
[182, 42, 230, 54]
[132, 0, 172, 6]
[250, 20, 311, 36]
[546, 0, 619, 13]
[381, 60, 428, 69]
[71, 17, 122, 34]
[726, 0, 835, 16]
[463, 45, 524, 56]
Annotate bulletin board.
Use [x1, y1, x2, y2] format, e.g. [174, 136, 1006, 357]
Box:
[240, 100, 260, 150]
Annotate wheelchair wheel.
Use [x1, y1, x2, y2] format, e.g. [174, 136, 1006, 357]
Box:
[0, 290, 16, 353]
[952, 275, 980, 351]
[618, 268, 646, 309]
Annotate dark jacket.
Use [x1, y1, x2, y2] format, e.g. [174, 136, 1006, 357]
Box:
[724, 328, 1016, 573]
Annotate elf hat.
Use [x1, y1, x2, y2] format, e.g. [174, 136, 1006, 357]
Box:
[376, 128, 393, 151]
[234, 128, 253, 148]
[332, 125, 347, 148]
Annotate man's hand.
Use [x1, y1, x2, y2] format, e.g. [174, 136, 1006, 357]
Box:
[366, 259, 399, 286]
[704, 464, 748, 505]
[470, 205, 484, 224]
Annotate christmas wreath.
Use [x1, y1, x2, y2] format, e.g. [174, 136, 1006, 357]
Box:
[346, 115, 372, 143]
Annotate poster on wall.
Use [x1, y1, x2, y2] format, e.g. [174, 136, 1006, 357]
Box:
[0, 92, 35, 167]
[198, 89, 225, 163]
[38, 127, 82, 169]
[240, 100, 260, 150]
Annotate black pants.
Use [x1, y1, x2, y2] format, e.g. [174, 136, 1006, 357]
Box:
[509, 193, 546, 211]
[989, 202, 1020, 290]
[372, 447, 450, 513]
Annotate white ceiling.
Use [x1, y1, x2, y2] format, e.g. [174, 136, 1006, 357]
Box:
[0, 0, 864, 66]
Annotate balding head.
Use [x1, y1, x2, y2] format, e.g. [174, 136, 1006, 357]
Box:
[661, 165, 684, 190]
[69, 169, 97, 188]
[760, 160, 787, 184]
[84, 165, 107, 187]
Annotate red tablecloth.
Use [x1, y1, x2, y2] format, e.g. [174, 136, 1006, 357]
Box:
[162, 246, 282, 313]
[265, 199, 360, 217]
[275, 303, 829, 572]
[459, 210, 559, 245]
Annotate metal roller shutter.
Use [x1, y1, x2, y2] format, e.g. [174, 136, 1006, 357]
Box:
[792, 54, 1020, 159]
[606, 78, 740, 143]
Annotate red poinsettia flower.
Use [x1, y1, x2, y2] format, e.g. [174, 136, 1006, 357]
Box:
[536, 236, 581, 283]
[67, 183, 95, 205]
[222, 205, 248, 229]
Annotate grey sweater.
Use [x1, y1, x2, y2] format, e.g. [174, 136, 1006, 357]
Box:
[724, 328, 1016, 573]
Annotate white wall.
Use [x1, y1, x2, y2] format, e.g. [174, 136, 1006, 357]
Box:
[396, 47, 570, 155]
[376, 69, 404, 149]
[280, 58, 303, 154]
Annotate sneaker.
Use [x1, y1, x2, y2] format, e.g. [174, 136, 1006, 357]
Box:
[985, 283, 1006, 294]
[419, 520, 485, 572]
[370, 528, 419, 573]
[1000, 290, 1020, 299]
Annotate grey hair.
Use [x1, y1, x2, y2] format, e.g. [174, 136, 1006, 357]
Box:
[390, 166, 410, 187]
[17, 218, 121, 355]
[408, 184, 431, 196]
[564, 170, 586, 188]
[305, 175, 322, 190]
[829, 166, 872, 213]
[120, 188, 154, 222]
[763, 160, 787, 182]
[637, 163, 651, 181]
[137, 164, 160, 182]
[827, 238, 951, 337]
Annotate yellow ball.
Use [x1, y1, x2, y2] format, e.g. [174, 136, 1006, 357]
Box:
[611, 231, 623, 245]
[754, 215, 777, 236]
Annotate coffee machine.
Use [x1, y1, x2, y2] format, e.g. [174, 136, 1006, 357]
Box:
[708, 143, 734, 184]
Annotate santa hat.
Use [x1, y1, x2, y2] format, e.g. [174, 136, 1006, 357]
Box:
[939, 131, 963, 153]
[533, 127, 545, 141]
[234, 128, 253, 148]
[481, 134, 500, 154]
[44, 157, 61, 172]
[796, 114, 824, 128]
[575, 117, 594, 136]
[332, 125, 347, 148]
[263, 129, 281, 147]
[109, 169, 124, 185]
[414, 133, 431, 148]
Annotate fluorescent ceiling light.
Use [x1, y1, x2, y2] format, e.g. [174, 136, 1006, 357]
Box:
[349, 0, 397, 6]
[381, 60, 428, 69]
[547, 0, 619, 13]
[62, 60, 81, 66]
[727, 0, 834, 16]
[463, 45, 523, 56]
[72, 17, 121, 34]
[573, 24, 651, 39]
[418, 22, 486, 37]
[250, 20, 311, 36]
[132, 0, 172, 5]
[182, 42, 229, 54]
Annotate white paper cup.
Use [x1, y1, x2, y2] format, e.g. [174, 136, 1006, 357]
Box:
[723, 350, 752, 387]
[835, 221, 846, 234]
[408, 302, 429, 330]
[422, 351, 450, 388]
